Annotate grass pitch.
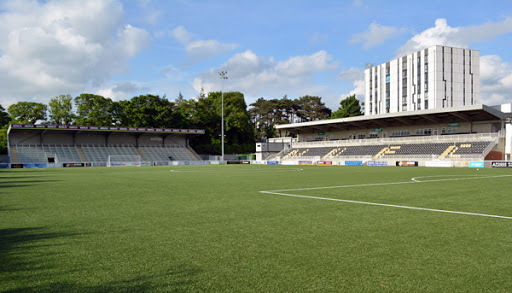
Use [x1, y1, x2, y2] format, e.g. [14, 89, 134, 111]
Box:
[1, 165, 512, 292]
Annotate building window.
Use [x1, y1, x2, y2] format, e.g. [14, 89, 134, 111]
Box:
[417, 56, 421, 94]
[392, 130, 410, 137]
[424, 54, 429, 93]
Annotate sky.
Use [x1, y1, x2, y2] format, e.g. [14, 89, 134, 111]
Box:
[1, 0, 512, 111]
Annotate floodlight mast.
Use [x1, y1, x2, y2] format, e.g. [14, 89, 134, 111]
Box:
[219, 71, 228, 162]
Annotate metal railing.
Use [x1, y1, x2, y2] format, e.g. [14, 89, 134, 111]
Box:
[293, 132, 502, 148]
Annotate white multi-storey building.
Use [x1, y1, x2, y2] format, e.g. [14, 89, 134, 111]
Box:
[364, 45, 480, 116]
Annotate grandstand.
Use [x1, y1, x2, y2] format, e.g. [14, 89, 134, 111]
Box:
[7, 125, 204, 167]
[273, 104, 512, 165]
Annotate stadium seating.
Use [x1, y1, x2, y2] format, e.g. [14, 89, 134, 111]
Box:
[279, 139, 496, 161]
[138, 145, 198, 163]
[15, 145, 82, 163]
[13, 144, 200, 164]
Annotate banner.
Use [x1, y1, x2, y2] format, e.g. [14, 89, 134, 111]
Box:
[299, 161, 313, 165]
[11, 164, 24, 168]
[367, 161, 388, 167]
[316, 161, 333, 165]
[267, 161, 279, 165]
[425, 161, 453, 168]
[396, 161, 418, 167]
[241, 160, 251, 164]
[23, 164, 35, 168]
[345, 161, 363, 166]
[469, 161, 485, 168]
[491, 161, 512, 168]
[63, 163, 85, 167]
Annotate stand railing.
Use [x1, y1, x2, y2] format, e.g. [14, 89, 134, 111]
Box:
[293, 132, 501, 148]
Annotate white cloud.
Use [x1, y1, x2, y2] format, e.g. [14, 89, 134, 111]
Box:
[352, 0, 363, 7]
[337, 67, 364, 81]
[171, 26, 238, 62]
[480, 55, 512, 105]
[0, 0, 150, 107]
[398, 18, 512, 55]
[95, 82, 150, 101]
[351, 22, 406, 49]
[191, 50, 337, 104]
[335, 68, 365, 110]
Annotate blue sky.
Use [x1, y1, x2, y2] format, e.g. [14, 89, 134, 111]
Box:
[1, 0, 512, 111]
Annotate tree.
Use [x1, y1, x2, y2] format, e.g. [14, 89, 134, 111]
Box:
[0, 105, 10, 127]
[296, 95, 331, 122]
[189, 91, 254, 154]
[120, 94, 178, 128]
[74, 94, 119, 126]
[330, 94, 363, 119]
[7, 102, 47, 124]
[48, 94, 75, 125]
[0, 125, 8, 154]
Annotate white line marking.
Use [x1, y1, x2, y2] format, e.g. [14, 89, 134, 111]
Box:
[411, 174, 512, 182]
[264, 174, 512, 192]
[259, 174, 512, 220]
[171, 168, 304, 173]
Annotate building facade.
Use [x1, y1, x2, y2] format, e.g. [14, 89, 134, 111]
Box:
[364, 45, 480, 116]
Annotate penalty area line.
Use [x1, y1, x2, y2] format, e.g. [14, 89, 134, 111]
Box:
[259, 174, 512, 220]
[259, 190, 512, 220]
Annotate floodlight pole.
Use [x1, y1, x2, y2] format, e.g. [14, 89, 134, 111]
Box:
[219, 71, 228, 161]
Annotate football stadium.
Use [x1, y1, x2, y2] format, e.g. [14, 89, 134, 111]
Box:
[2, 45, 512, 292]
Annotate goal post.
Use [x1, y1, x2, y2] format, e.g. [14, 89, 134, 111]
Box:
[107, 155, 142, 167]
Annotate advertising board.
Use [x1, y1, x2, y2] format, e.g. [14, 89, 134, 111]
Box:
[267, 161, 279, 165]
[23, 164, 45, 168]
[367, 161, 388, 167]
[316, 161, 333, 165]
[469, 161, 485, 168]
[396, 161, 418, 167]
[298, 161, 313, 165]
[345, 161, 363, 166]
[491, 161, 512, 168]
[63, 163, 85, 167]
[425, 161, 453, 168]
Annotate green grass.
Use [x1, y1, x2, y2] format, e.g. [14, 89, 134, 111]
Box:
[1, 165, 512, 292]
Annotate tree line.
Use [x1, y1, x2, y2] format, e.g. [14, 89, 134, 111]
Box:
[0, 92, 362, 154]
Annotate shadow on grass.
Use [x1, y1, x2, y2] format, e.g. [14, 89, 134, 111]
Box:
[7, 265, 203, 292]
[0, 227, 202, 292]
[0, 180, 60, 189]
[0, 227, 79, 274]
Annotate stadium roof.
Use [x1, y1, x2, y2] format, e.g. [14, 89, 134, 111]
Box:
[7, 124, 205, 136]
[275, 104, 507, 134]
